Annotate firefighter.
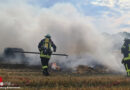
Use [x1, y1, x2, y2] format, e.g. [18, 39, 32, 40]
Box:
[38, 34, 56, 76]
[121, 38, 130, 76]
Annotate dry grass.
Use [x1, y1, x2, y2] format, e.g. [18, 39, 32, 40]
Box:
[0, 68, 130, 90]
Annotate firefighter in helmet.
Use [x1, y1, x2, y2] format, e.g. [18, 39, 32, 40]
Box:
[121, 38, 130, 76]
[38, 34, 56, 76]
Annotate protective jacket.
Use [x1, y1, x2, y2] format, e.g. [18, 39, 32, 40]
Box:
[38, 37, 56, 59]
[121, 39, 130, 62]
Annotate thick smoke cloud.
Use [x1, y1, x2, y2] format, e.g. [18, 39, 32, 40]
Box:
[0, 1, 125, 73]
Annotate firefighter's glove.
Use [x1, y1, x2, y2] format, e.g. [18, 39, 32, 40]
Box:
[39, 48, 41, 51]
[122, 60, 124, 64]
[53, 49, 56, 52]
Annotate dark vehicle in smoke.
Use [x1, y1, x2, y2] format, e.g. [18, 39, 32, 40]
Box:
[0, 48, 29, 64]
[4, 48, 25, 58]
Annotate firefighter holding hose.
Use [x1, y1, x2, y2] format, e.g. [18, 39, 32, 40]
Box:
[38, 34, 56, 76]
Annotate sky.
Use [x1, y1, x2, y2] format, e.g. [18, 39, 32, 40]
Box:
[0, 0, 129, 33]
[26, 0, 130, 33]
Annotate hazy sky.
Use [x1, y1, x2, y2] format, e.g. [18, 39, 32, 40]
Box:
[0, 0, 130, 33]
[27, 0, 130, 33]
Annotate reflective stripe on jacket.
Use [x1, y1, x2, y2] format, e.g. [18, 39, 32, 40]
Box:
[40, 51, 51, 58]
[123, 54, 130, 61]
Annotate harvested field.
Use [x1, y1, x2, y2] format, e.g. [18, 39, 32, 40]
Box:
[0, 65, 129, 90]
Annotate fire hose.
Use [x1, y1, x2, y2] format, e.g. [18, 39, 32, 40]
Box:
[14, 51, 68, 57]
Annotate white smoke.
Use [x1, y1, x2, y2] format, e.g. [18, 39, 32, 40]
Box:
[0, 1, 125, 73]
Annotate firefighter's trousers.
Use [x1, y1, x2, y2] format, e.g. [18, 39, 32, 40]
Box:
[124, 60, 130, 76]
[40, 57, 50, 76]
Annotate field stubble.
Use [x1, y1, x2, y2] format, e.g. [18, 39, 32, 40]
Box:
[0, 68, 130, 90]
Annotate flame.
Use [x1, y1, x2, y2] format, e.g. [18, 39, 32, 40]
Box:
[51, 62, 60, 70]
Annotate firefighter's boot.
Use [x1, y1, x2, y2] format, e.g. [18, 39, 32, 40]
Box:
[43, 68, 49, 76]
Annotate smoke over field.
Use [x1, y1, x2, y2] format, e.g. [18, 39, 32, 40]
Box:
[0, 0, 125, 73]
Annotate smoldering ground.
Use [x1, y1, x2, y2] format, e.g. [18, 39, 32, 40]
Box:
[0, 1, 125, 74]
